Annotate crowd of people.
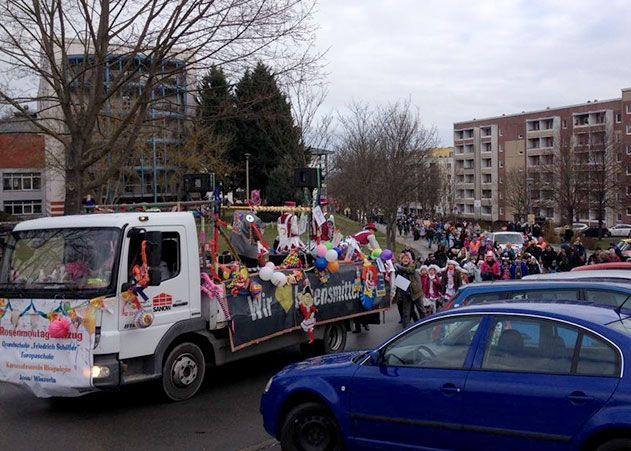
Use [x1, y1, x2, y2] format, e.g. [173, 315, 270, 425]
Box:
[391, 215, 625, 328]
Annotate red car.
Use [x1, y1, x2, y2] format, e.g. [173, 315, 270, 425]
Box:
[572, 262, 631, 271]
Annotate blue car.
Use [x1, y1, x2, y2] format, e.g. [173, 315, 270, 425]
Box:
[442, 280, 631, 311]
[261, 303, 631, 450]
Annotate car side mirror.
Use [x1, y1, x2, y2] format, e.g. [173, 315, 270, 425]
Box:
[367, 349, 383, 366]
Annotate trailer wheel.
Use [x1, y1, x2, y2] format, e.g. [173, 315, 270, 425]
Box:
[162, 342, 205, 401]
[320, 323, 347, 354]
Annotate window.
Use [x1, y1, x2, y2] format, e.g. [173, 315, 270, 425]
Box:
[499, 128, 503, 136]
[616, 113, 622, 123]
[626, 125, 631, 135]
[499, 207, 504, 215]
[128, 231, 181, 283]
[507, 289, 580, 301]
[627, 208, 631, 216]
[627, 104, 631, 114]
[618, 153, 623, 163]
[483, 317, 578, 374]
[499, 161, 504, 168]
[626, 145, 631, 155]
[382, 316, 482, 369]
[584, 290, 631, 309]
[562, 119, 567, 129]
[576, 334, 619, 377]
[483, 316, 620, 377]
[3, 200, 42, 215]
[2, 173, 42, 191]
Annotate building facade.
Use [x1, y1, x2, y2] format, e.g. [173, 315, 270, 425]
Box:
[453, 88, 631, 225]
[0, 115, 47, 219]
[406, 147, 455, 216]
[37, 39, 196, 215]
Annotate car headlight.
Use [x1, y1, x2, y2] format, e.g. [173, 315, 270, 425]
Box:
[264, 376, 275, 394]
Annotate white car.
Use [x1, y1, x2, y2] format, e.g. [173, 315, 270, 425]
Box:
[489, 232, 524, 251]
[554, 222, 589, 234]
[609, 224, 631, 238]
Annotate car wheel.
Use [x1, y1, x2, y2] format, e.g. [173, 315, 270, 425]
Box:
[595, 438, 631, 451]
[280, 402, 343, 451]
[162, 342, 205, 401]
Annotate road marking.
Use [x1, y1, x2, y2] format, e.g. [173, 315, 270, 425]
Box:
[237, 438, 280, 451]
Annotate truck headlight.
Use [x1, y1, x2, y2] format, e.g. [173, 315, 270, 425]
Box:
[91, 365, 111, 379]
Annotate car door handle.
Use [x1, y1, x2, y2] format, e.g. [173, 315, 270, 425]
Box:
[440, 383, 461, 396]
[568, 391, 593, 405]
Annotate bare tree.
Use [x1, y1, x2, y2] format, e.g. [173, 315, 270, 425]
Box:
[330, 100, 438, 250]
[0, 0, 319, 213]
[540, 133, 586, 225]
[504, 168, 529, 222]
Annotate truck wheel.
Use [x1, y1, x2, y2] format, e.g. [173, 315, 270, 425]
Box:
[320, 323, 347, 354]
[162, 342, 205, 401]
[280, 402, 343, 451]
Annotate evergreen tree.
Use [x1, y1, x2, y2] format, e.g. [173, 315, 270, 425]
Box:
[198, 66, 236, 136]
[233, 63, 306, 203]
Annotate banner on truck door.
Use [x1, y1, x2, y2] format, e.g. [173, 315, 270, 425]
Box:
[227, 263, 389, 350]
[0, 297, 108, 397]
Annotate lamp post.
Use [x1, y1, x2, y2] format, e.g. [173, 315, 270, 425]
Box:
[244, 153, 251, 202]
[526, 177, 534, 222]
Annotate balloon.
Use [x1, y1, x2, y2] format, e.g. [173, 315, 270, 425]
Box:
[325, 249, 338, 263]
[324, 241, 333, 250]
[371, 248, 383, 259]
[380, 249, 393, 261]
[334, 247, 344, 259]
[271, 272, 287, 287]
[315, 257, 328, 271]
[265, 261, 276, 269]
[316, 244, 327, 258]
[259, 266, 274, 281]
[327, 261, 340, 273]
[49, 317, 71, 338]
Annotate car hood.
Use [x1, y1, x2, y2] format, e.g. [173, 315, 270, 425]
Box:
[277, 351, 365, 377]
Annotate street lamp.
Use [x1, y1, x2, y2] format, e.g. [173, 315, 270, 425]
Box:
[244, 153, 251, 202]
[526, 177, 534, 221]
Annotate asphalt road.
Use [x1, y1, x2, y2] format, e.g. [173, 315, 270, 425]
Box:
[0, 309, 402, 451]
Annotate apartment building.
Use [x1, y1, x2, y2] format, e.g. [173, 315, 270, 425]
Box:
[407, 147, 455, 215]
[38, 39, 195, 215]
[0, 115, 47, 219]
[453, 88, 631, 224]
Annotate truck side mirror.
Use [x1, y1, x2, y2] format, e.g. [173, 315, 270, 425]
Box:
[145, 231, 162, 286]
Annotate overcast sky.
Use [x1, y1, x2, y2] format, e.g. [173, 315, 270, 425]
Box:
[313, 0, 631, 145]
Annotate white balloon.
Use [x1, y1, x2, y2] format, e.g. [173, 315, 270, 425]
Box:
[259, 266, 274, 281]
[325, 249, 338, 263]
[271, 272, 287, 287]
[265, 262, 276, 269]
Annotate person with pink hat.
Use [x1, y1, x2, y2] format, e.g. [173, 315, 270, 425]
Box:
[480, 250, 501, 281]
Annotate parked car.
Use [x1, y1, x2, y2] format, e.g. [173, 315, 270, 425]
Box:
[581, 227, 612, 238]
[441, 280, 631, 311]
[261, 303, 631, 451]
[489, 231, 525, 251]
[572, 263, 631, 271]
[554, 223, 589, 234]
[609, 224, 631, 238]
[524, 269, 631, 282]
[616, 239, 631, 260]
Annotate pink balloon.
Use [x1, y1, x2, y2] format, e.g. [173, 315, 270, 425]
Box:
[316, 244, 327, 258]
[49, 317, 71, 338]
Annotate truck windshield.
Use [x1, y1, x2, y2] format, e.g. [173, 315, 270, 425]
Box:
[0, 228, 120, 293]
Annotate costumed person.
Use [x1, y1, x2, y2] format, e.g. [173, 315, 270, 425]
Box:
[276, 201, 305, 253]
[422, 264, 442, 313]
[463, 258, 482, 283]
[510, 254, 529, 279]
[394, 251, 423, 328]
[416, 265, 429, 318]
[500, 243, 516, 261]
[500, 258, 512, 280]
[526, 254, 541, 275]
[480, 251, 501, 281]
[352, 223, 380, 253]
[441, 260, 463, 302]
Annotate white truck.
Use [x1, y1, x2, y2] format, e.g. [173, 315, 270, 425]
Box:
[0, 212, 387, 400]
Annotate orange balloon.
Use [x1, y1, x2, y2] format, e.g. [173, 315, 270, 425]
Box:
[327, 261, 340, 273]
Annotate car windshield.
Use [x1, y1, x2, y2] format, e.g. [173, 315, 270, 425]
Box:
[494, 233, 524, 245]
[0, 228, 120, 292]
